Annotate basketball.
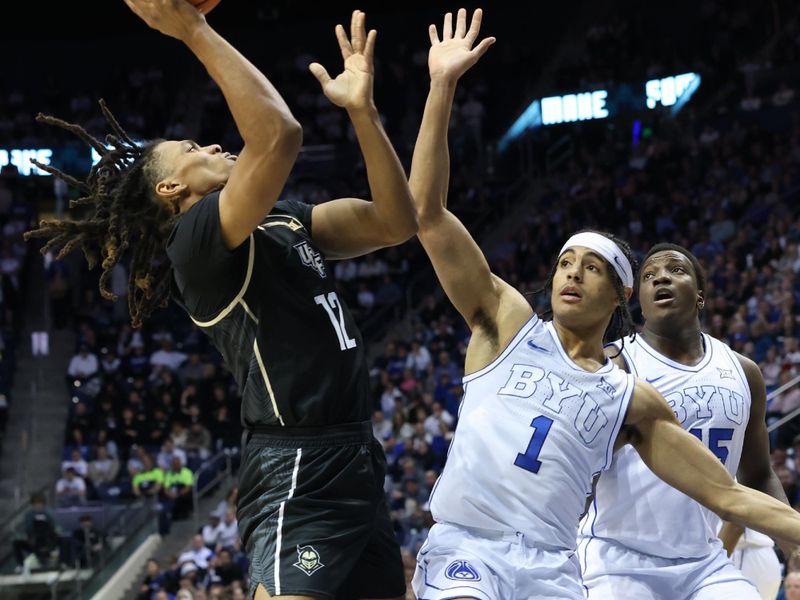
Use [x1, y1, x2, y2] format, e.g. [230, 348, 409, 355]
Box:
[186, 0, 221, 14]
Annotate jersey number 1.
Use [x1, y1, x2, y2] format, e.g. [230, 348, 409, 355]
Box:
[514, 415, 554, 474]
[315, 292, 357, 351]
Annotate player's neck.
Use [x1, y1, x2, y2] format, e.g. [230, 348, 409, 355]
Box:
[551, 318, 607, 372]
[640, 322, 705, 366]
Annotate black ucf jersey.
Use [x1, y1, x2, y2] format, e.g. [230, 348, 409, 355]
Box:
[167, 192, 370, 428]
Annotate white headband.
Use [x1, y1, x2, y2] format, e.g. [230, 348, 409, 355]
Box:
[558, 232, 634, 288]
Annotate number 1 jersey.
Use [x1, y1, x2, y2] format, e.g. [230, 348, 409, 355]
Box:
[428, 314, 634, 551]
[167, 192, 369, 428]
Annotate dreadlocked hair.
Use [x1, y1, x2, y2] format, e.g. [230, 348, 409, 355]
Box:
[535, 229, 639, 357]
[23, 99, 177, 328]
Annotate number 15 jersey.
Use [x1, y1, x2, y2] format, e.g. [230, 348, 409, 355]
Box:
[428, 314, 634, 551]
[580, 333, 751, 559]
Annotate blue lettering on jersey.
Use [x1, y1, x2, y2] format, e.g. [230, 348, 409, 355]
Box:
[575, 393, 609, 444]
[445, 560, 481, 581]
[718, 387, 745, 425]
[498, 363, 609, 443]
[663, 385, 744, 427]
[498, 364, 546, 397]
[543, 372, 581, 413]
[684, 385, 715, 419]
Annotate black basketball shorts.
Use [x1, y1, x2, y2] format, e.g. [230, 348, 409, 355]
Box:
[237, 420, 406, 599]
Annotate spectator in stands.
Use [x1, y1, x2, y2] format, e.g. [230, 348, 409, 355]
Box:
[784, 570, 800, 600]
[67, 343, 99, 386]
[423, 401, 454, 439]
[56, 466, 87, 506]
[88, 444, 120, 500]
[12, 493, 59, 573]
[178, 534, 214, 579]
[157, 437, 188, 472]
[215, 547, 244, 587]
[372, 409, 393, 441]
[138, 558, 166, 600]
[132, 453, 164, 499]
[215, 506, 239, 553]
[161, 455, 195, 528]
[201, 513, 223, 550]
[184, 417, 212, 463]
[62, 447, 89, 479]
[69, 514, 105, 568]
[151, 337, 188, 373]
[212, 486, 238, 520]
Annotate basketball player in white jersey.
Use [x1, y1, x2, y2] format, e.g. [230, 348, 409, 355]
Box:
[579, 243, 787, 600]
[408, 9, 800, 600]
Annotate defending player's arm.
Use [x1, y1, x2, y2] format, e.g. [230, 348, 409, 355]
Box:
[718, 354, 794, 556]
[408, 9, 503, 330]
[628, 380, 800, 547]
[124, 0, 302, 250]
[309, 11, 418, 259]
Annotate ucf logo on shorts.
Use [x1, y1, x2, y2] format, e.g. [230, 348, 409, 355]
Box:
[293, 545, 325, 576]
[294, 241, 326, 278]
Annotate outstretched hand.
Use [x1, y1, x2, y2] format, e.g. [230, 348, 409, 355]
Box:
[309, 10, 376, 112]
[122, 0, 206, 42]
[428, 8, 495, 84]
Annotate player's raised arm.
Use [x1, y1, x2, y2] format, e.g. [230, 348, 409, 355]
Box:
[309, 10, 418, 259]
[628, 380, 800, 547]
[408, 8, 500, 330]
[124, 0, 302, 250]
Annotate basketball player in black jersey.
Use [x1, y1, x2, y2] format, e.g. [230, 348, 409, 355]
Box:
[24, 1, 415, 598]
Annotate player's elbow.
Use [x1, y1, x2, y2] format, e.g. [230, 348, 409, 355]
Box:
[276, 119, 303, 156]
[380, 201, 419, 245]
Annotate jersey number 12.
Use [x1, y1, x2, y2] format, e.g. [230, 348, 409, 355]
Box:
[315, 292, 357, 351]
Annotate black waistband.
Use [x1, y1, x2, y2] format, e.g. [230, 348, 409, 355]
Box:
[245, 420, 374, 447]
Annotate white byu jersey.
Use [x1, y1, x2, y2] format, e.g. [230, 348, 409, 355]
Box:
[428, 314, 634, 551]
[580, 333, 751, 559]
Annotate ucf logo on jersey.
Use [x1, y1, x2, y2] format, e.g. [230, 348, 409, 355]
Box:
[294, 241, 326, 278]
[293, 544, 325, 576]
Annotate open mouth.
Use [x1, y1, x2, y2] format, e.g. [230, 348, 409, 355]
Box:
[560, 287, 582, 302]
[653, 288, 675, 305]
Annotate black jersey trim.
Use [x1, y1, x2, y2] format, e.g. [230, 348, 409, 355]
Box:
[190, 234, 255, 327]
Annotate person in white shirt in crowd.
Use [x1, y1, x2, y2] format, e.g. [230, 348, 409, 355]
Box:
[372, 409, 393, 441]
[88, 444, 119, 493]
[423, 401, 454, 440]
[62, 448, 89, 478]
[150, 338, 188, 372]
[67, 344, 99, 383]
[215, 507, 240, 552]
[202, 513, 223, 550]
[157, 438, 188, 472]
[56, 467, 87, 506]
[178, 534, 214, 576]
[406, 339, 432, 376]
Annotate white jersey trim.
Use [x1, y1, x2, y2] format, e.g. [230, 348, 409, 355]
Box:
[190, 234, 255, 327]
[461, 312, 539, 384]
[603, 373, 635, 470]
[723, 344, 752, 406]
[274, 448, 302, 595]
[545, 321, 615, 375]
[633, 332, 715, 372]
